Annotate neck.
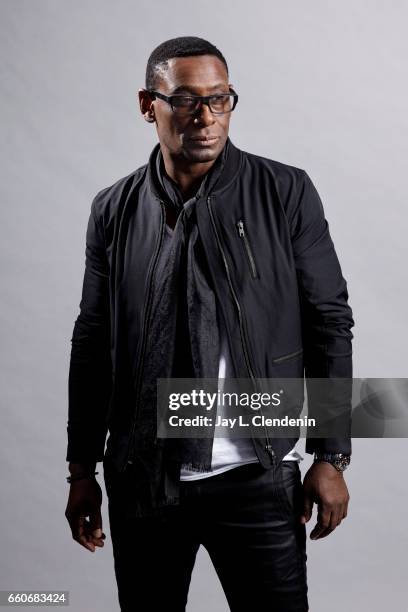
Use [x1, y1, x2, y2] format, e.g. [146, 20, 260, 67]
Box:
[160, 150, 218, 200]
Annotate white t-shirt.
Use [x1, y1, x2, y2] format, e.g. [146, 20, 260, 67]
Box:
[180, 318, 303, 481]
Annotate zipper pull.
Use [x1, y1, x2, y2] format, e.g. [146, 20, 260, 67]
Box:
[265, 444, 276, 465]
[237, 220, 245, 237]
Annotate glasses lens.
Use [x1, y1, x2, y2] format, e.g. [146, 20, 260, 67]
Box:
[172, 96, 198, 114]
[209, 94, 234, 114]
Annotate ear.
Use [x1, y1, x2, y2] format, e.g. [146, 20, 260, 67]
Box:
[138, 88, 156, 124]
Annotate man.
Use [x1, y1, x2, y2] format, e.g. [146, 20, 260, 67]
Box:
[65, 36, 354, 612]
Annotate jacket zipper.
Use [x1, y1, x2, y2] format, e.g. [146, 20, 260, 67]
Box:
[207, 197, 276, 465]
[122, 199, 166, 471]
[236, 220, 258, 279]
[272, 348, 303, 364]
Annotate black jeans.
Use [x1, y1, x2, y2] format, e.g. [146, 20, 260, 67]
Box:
[104, 460, 308, 612]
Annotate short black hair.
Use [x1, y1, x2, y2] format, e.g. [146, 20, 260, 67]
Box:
[145, 36, 229, 90]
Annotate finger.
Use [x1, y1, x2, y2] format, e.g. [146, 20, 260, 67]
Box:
[316, 509, 341, 539]
[300, 493, 313, 524]
[311, 521, 332, 539]
[334, 512, 343, 528]
[88, 512, 105, 546]
[330, 507, 342, 529]
[82, 529, 105, 548]
[319, 501, 350, 537]
[310, 506, 332, 540]
[74, 517, 96, 552]
[89, 510, 103, 539]
[88, 532, 105, 548]
[77, 534, 96, 552]
[314, 525, 335, 539]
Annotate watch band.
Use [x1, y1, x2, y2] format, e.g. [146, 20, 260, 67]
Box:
[313, 452, 351, 472]
[66, 471, 99, 484]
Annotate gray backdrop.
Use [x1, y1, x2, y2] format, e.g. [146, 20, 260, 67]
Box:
[1, 1, 407, 610]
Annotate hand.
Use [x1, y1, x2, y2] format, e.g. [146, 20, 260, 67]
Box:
[300, 461, 350, 540]
[65, 477, 106, 552]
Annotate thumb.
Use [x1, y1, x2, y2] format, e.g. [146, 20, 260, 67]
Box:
[93, 527, 103, 539]
[300, 494, 313, 524]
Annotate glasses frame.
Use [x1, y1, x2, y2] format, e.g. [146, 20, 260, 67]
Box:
[147, 87, 239, 116]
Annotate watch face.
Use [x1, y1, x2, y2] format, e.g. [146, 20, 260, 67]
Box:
[314, 454, 350, 471]
[335, 457, 350, 471]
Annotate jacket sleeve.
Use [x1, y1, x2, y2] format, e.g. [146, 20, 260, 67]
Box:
[66, 193, 113, 463]
[290, 171, 354, 456]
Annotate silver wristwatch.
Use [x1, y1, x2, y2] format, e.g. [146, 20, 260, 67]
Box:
[313, 452, 351, 472]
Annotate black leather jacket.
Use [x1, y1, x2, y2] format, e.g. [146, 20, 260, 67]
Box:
[67, 137, 354, 481]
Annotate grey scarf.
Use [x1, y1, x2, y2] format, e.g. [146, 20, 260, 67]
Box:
[140, 141, 229, 473]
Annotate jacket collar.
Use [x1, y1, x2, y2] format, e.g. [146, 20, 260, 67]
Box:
[146, 136, 242, 203]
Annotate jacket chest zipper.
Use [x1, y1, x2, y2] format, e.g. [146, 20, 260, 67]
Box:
[236, 220, 258, 279]
[273, 348, 303, 364]
[207, 197, 276, 465]
[123, 200, 166, 471]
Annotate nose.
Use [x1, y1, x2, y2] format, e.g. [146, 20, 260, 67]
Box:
[193, 101, 216, 126]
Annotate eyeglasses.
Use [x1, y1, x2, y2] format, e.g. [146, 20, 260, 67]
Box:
[147, 88, 239, 116]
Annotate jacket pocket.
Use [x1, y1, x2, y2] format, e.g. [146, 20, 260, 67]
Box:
[272, 348, 303, 364]
[236, 219, 259, 279]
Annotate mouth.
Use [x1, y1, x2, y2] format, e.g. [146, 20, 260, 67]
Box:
[188, 135, 219, 147]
